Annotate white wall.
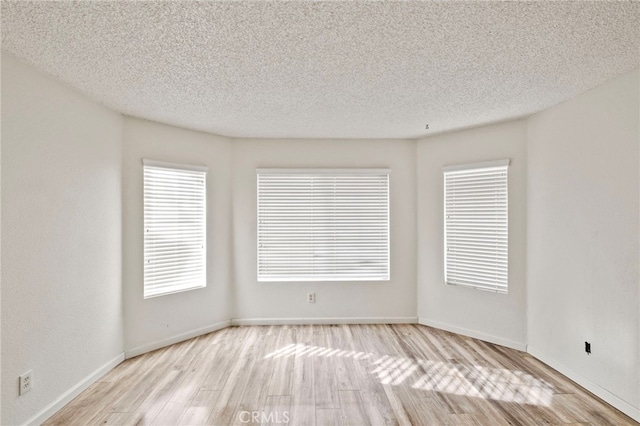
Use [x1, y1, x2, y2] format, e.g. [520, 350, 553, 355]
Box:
[416, 120, 528, 350]
[231, 139, 417, 321]
[527, 69, 639, 419]
[122, 117, 233, 355]
[3, 51, 638, 423]
[0, 52, 3, 423]
[1, 54, 124, 425]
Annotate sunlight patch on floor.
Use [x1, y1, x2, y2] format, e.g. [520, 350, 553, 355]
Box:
[264, 343, 554, 406]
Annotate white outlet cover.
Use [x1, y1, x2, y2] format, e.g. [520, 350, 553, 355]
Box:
[19, 370, 32, 395]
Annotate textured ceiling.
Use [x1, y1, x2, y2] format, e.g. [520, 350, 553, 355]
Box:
[2, 1, 639, 139]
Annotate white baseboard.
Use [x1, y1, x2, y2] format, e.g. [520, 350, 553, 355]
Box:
[125, 320, 232, 359]
[231, 317, 418, 326]
[125, 318, 417, 357]
[23, 353, 124, 426]
[417, 317, 527, 352]
[527, 346, 640, 422]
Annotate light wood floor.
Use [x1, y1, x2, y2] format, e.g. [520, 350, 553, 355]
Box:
[45, 324, 637, 426]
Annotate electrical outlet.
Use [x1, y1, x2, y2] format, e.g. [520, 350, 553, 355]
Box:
[19, 370, 32, 395]
[307, 292, 316, 303]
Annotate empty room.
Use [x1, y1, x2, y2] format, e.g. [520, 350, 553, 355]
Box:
[1, 1, 639, 425]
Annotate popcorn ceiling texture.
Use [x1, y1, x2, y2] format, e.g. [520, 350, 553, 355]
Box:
[2, 1, 639, 139]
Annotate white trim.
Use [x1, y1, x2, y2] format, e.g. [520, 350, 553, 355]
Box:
[22, 319, 639, 426]
[124, 320, 231, 359]
[23, 353, 124, 426]
[231, 317, 418, 326]
[527, 346, 640, 422]
[442, 158, 510, 173]
[256, 168, 390, 175]
[142, 158, 208, 172]
[417, 318, 527, 352]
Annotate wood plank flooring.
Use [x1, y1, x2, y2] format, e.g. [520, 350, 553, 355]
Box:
[45, 325, 637, 425]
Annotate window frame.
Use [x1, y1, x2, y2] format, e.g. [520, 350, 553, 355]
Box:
[256, 168, 391, 283]
[443, 159, 509, 293]
[143, 159, 208, 299]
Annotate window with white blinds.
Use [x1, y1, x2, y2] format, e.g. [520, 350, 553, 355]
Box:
[143, 160, 207, 298]
[444, 160, 509, 293]
[257, 169, 390, 282]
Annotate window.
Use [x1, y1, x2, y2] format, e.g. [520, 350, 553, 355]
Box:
[257, 169, 390, 282]
[444, 160, 509, 293]
[143, 160, 207, 298]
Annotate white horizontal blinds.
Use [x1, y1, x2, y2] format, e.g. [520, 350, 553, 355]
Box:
[143, 160, 207, 298]
[444, 160, 509, 293]
[258, 170, 390, 282]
